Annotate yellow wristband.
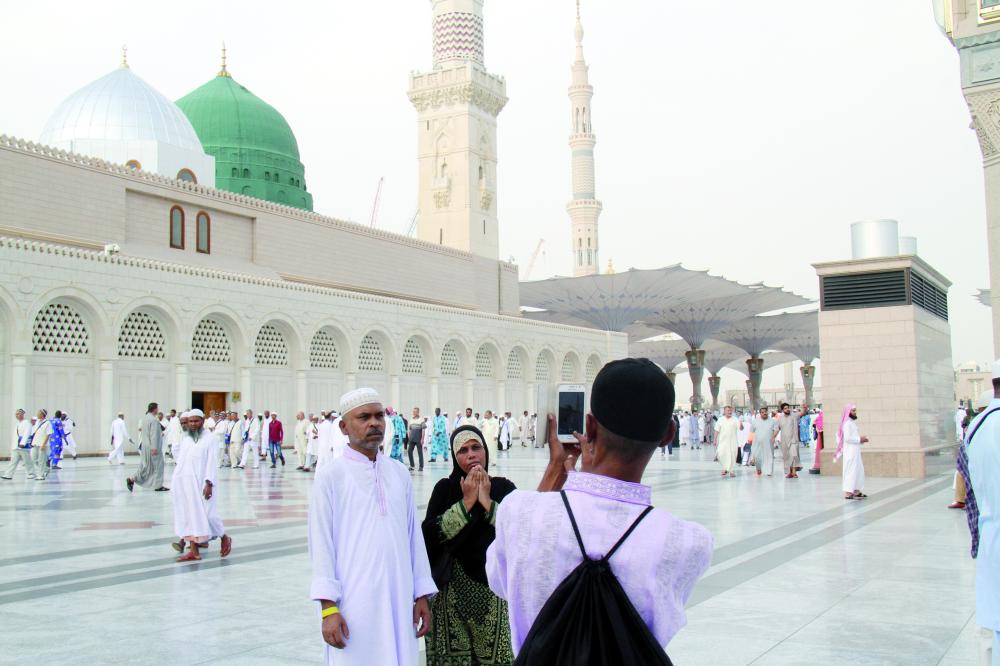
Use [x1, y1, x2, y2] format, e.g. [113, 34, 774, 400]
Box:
[321, 606, 340, 618]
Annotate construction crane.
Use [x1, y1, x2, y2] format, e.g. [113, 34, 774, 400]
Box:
[369, 177, 384, 227]
[523, 239, 546, 280]
[405, 209, 418, 236]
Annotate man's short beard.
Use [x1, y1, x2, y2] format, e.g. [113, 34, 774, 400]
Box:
[353, 432, 382, 451]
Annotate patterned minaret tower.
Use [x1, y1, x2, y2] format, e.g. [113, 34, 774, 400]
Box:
[408, 0, 508, 259]
[567, 0, 602, 277]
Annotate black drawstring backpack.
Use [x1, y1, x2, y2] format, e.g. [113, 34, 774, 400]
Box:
[513, 491, 673, 666]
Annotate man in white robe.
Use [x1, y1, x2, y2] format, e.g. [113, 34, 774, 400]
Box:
[294, 411, 310, 470]
[238, 409, 261, 469]
[2, 409, 35, 480]
[715, 405, 742, 477]
[481, 410, 500, 459]
[308, 388, 435, 665]
[261, 410, 273, 462]
[171, 409, 232, 562]
[166, 410, 182, 461]
[62, 412, 78, 460]
[498, 414, 511, 451]
[306, 414, 320, 470]
[108, 412, 129, 465]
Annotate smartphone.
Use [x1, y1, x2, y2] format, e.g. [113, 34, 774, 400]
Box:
[557, 384, 586, 443]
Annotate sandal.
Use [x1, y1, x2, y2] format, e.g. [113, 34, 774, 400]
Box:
[176, 551, 201, 562]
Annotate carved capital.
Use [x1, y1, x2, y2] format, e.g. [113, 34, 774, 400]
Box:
[409, 81, 508, 116]
[964, 88, 1000, 158]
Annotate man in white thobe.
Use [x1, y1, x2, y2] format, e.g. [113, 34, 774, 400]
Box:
[62, 412, 78, 459]
[166, 411, 182, 461]
[261, 410, 273, 462]
[715, 406, 742, 477]
[171, 409, 232, 562]
[308, 388, 435, 666]
[306, 414, 320, 470]
[2, 409, 35, 480]
[498, 414, 511, 451]
[958, 362, 1000, 666]
[108, 413, 129, 465]
[957, 406, 967, 443]
[238, 409, 261, 469]
[294, 411, 310, 470]
[481, 410, 500, 459]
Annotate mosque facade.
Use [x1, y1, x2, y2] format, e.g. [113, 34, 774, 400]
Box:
[0, 1, 624, 454]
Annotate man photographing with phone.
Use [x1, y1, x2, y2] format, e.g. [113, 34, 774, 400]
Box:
[486, 358, 713, 664]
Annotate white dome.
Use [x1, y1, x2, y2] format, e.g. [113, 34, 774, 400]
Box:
[40, 66, 203, 152]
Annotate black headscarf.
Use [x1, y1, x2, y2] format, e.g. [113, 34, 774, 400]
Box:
[422, 425, 516, 588]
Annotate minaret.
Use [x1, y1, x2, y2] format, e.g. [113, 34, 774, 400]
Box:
[567, 0, 602, 277]
[408, 0, 508, 259]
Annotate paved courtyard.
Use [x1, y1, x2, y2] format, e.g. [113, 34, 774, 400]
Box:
[0, 445, 978, 665]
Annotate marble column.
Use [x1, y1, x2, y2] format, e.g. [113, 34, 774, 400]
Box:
[239, 366, 252, 412]
[496, 379, 506, 418]
[744, 379, 754, 410]
[429, 376, 440, 411]
[464, 378, 474, 410]
[526, 382, 538, 417]
[390, 374, 401, 409]
[708, 375, 721, 411]
[344, 371, 357, 392]
[99, 359, 114, 452]
[685, 349, 706, 410]
[746, 356, 765, 410]
[800, 364, 816, 407]
[175, 363, 189, 410]
[296, 370, 307, 413]
[10, 355, 27, 415]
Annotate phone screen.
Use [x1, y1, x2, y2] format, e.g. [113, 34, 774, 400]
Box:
[558, 390, 585, 436]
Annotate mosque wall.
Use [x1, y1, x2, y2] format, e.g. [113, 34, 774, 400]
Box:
[0, 234, 625, 459]
[0, 138, 520, 315]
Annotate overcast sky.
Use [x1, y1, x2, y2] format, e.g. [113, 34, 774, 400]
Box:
[1, 0, 990, 400]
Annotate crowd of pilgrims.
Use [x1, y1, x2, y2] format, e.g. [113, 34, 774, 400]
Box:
[4, 365, 884, 665]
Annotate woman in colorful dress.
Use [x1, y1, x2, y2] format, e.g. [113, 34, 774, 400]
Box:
[386, 407, 407, 464]
[422, 425, 515, 665]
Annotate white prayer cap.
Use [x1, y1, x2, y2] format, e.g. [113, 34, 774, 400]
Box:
[188, 409, 205, 418]
[180, 411, 190, 418]
[339, 388, 381, 416]
[993, 359, 1000, 379]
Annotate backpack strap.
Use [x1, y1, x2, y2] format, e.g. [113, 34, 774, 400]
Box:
[560, 490, 589, 559]
[560, 490, 655, 563]
[967, 406, 1000, 447]
[604, 505, 654, 562]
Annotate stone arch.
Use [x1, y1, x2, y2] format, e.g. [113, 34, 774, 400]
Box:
[585, 353, 603, 383]
[400, 332, 433, 376]
[29, 287, 111, 357]
[0, 284, 22, 354]
[473, 340, 502, 380]
[438, 338, 471, 379]
[190, 305, 249, 365]
[309, 327, 346, 370]
[505, 345, 530, 381]
[561, 351, 582, 382]
[252, 313, 302, 368]
[534, 348, 557, 384]
[357, 328, 397, 375]
[113, 297, 183, 362]
[307, 322, 352, 370]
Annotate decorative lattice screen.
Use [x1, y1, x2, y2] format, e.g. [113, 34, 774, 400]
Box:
[586, 356, 601, 383]
[310, 329, 340, 369]
[118, 311, 166, 359]
[358, 335, 384, 372]
[255, 324, 288, 367]
[475, 346, 493, 378]
[192, 318, 232, 363]
[506, 349, 523, 380]
[402, 338, 424, 375]
[441, 343, 461, 377]
[561, 355, 577, 381]
[535, 354, 550, 382]
[32, 302, 90, 354]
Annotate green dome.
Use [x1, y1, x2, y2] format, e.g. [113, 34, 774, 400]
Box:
[176, 71, 312, 211]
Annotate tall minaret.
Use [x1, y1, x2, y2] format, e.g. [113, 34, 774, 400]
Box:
[567, 0, 602, 277]
[408, 0, 508, 259]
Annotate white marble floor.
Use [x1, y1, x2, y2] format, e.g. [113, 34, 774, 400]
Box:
[0, 443, 978, 665]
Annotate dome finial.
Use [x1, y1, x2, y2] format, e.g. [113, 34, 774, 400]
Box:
[121, 44, 129, 69]
[218, 41, 231, 78]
